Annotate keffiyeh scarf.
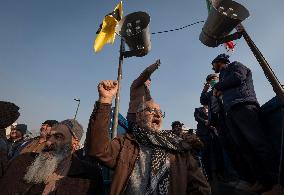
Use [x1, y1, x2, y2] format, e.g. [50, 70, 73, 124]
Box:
[131, 125, 190, 195]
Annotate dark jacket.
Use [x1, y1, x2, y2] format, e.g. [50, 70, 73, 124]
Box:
[214, 61, 258, 111]
[87, 102, 211, 195]
[200, 90, 221, 127]
[0, 135, 7, 177]
[0, 150, 104, 195]
[7, 138, 25, 160]
[194, 107, 210, 137]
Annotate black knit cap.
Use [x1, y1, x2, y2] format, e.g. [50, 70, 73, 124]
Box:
[171, 121, 184, 127]
[0, 101, 20, 129]
[15, 124, 27, 135]
[42, 120, 59, 127]
[211, 53, 230, 65]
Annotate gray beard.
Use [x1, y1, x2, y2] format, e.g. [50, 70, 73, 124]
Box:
[24, 145, 71, 184]
[141, 118, 160, 132]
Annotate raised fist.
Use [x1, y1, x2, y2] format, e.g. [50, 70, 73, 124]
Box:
[155, 59, 161, 66]
[98, 80, 118, 104]
[148, 59, 161, 72]
[203, 83, 210, 92]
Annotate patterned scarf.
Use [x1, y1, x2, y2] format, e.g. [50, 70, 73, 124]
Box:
[132, 125, 190, 195]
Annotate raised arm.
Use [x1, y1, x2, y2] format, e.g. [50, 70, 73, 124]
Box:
[131, 59, 160, 88]
[86, 80, 121, 169]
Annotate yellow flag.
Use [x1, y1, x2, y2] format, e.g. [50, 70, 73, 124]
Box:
[94, 1, 123, 52]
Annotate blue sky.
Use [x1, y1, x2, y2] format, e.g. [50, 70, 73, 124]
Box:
[1, 0, 284, 135]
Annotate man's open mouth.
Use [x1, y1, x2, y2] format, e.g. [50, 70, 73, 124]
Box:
[152, 119, 160, 126]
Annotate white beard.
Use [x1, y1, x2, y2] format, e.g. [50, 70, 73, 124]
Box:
[24, 145, 71, 184]
[141, 118, 160, 132]
[24, 153, 62, 184]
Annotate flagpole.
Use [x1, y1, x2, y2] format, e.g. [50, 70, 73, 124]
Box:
[239, 24, 284, 104]
[112, 38, 125, 138]
[73, 98, 80, 120]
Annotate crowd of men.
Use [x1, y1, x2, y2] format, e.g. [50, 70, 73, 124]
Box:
[193, 54, 282, 194]
[0, 54, 282, 194]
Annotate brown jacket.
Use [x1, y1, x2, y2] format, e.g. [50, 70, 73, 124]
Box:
[87, 102, 211, 195]
[20, 136, 46, 154]
[0, 150, 104, 195]
[127, 62, 159, 116]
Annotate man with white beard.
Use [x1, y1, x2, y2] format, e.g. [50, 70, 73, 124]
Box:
[0, 119, 104, 195]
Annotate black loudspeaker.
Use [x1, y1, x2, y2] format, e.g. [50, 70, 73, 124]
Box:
[116, 11, 151, 57]
[200, 0, 249, 47]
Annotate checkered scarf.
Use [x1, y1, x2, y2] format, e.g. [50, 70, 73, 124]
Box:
[132, 125, 190, 195]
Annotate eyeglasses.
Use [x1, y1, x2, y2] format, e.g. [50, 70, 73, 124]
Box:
[138, 107, 165, 118]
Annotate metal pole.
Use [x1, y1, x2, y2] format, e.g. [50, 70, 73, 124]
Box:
[112, 38, 125, 138]
[74, 98, 80, 120]
[240, 24, 284, 105]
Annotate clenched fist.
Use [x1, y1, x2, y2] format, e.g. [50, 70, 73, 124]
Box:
[98, 80, 118, 104]
[148, 59, 161, 72]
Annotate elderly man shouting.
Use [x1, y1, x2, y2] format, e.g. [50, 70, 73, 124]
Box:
[0, 119, 104, 195]
[87, 80, 210, 195]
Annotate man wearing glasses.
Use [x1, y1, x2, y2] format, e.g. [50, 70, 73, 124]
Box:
[87, 80, 210, 195]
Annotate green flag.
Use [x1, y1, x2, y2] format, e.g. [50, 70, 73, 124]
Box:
[205, 0, 213, 12]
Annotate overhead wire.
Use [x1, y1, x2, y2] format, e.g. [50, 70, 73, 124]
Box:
[151, 20, 205, 35]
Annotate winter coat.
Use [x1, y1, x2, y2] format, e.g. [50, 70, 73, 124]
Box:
[200, 90, 221, 127]
[194, 107, 210, 137]
[87, 102, 211, 195]
[6, 138, 25, 160]
[0, 135, 7, 177]
[214, 61, 258, 111]
[0, 149, 104, 195]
